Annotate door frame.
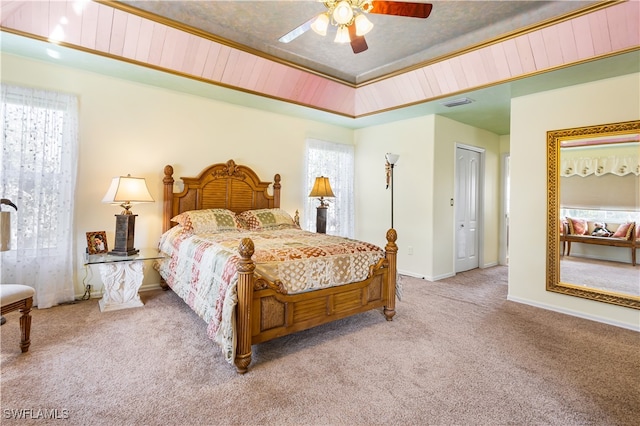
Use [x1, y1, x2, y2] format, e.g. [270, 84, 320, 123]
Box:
[499, 153, 510, 265]
[454, 143, 486, 273]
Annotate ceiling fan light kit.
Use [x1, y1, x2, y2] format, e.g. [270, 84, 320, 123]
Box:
[311, 0, 374, 41]
[335, 26, 351, 43]
[282, 1, 433, 54]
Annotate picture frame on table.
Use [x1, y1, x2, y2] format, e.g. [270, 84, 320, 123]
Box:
[86, 231, 108, 254]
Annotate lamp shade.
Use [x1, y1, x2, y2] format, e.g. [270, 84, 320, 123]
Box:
[102, 175, 154, 213]
[333, 1, 354, 25]
[311, 13, 329, 36]
[309, 176, 335, 198]
[334, 25, 351, 43]
[385, 153, 400, 165]
[355, 14, 373, 36]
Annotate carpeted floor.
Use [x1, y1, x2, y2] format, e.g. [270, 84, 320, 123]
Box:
[560, 256, 640, 296]
[1, 266, 639, 425]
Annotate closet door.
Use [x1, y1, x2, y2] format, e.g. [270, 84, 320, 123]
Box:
[455, 147, 480, 272]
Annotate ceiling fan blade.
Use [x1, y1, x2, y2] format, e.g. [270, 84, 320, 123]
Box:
[278, 16, 316, 43]
[348, 24, 368, 54]
[370, 1, 433, 18]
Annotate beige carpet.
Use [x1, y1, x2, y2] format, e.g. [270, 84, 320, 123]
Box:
[560, 256, 640, 296]
[1, 266, 639, 425]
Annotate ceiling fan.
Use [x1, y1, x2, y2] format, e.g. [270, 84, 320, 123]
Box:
[279, 0, 433, 54]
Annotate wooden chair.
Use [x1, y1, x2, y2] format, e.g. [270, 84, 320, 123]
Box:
[0, 284, 35, 353]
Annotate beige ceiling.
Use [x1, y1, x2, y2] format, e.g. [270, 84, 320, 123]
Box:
[116, 0, 602, 84]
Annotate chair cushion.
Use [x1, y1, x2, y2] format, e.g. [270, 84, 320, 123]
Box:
[0, 284, 35, 307]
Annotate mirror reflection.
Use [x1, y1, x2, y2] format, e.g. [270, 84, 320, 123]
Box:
[547, 120, 640, 309]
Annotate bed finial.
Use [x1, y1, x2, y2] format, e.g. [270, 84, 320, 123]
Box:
[386, 228, 397, 244]
[238, 238, 255, 262]
[273, 174, 281, 208]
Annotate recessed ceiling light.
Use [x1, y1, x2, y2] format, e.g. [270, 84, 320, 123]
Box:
[441, 97, 475, 108]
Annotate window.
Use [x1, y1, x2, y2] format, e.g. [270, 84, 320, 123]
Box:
[560, 208, 640, 224]
[1, 84, 78, 308]
[303, 139, 354, 237]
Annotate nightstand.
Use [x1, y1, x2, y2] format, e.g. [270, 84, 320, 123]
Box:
[85, 248, 165, 312]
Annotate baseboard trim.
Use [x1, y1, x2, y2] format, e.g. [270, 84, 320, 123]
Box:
[77, 282, 164, 301]
[392, 265, 504, 283]
[398, 270, 426, 280]
[507, 295, 640, 332]
[429, 272, 455, 281]
[140, 282, 163, 292]
[397, 269, 455, 282]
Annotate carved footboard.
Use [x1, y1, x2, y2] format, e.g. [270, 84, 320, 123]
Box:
[234, 229, 398, 374]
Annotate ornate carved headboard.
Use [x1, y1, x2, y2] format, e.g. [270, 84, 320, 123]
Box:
[162, 159, 281, 232]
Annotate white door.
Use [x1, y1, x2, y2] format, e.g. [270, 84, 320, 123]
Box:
[455, 147, 481, 272]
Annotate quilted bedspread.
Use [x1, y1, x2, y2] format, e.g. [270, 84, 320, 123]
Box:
[155, 226, 385, 364]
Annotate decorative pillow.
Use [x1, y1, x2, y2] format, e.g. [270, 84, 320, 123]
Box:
[237, 208, 298, 231]
[171, 209, 242, 234]
[567, 217, 588, 235]
[612, 222, 634, 239]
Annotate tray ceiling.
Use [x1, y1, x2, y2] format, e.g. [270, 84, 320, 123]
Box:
[1, 1, 638, 135]
[117, 0, 602, 84]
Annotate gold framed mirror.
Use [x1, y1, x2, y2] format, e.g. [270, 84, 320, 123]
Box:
[547, 120, 640, 310]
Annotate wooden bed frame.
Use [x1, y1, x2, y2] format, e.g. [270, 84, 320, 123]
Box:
[162, 160, 397, 373]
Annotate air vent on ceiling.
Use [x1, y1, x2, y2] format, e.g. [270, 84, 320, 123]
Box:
[441, 97, 475, 108]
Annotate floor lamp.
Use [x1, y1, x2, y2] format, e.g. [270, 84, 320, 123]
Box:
[385, 153, 399, 229]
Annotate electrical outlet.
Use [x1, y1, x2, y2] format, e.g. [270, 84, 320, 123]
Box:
[407, 246, 413, 255]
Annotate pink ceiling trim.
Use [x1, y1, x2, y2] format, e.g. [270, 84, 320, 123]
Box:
[1, 1, 638, 119]
[355, 0, 639, 116]
[0, 0, 356, 116]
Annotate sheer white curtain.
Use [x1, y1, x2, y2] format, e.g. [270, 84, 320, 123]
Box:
[303, 139, 354, 237]
[1, 84, 78, 308]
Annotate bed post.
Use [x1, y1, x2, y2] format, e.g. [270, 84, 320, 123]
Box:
[162, 165, 175, 233]
[384, 228, 398, 321]
[235, 237, 255, 374]
[273, 174, 281, 208]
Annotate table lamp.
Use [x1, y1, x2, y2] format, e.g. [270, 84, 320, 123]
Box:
[309, 176, 335, 234]
[102, 175, 154, 256]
